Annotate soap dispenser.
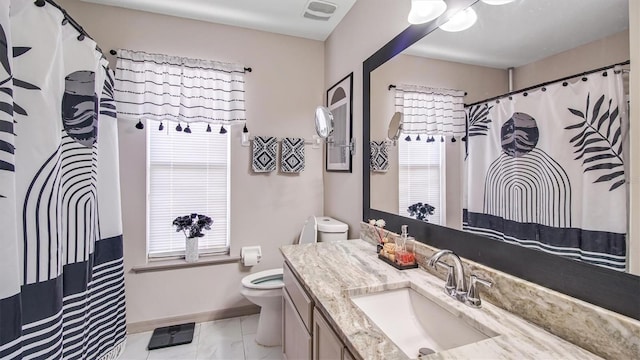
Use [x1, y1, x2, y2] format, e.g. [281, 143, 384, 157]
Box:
[397, 225, 416, 266]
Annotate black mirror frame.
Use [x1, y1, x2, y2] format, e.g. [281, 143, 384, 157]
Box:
[362, 0, 640, 320]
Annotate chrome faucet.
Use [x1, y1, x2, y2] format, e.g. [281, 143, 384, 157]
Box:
[427, 249, 493, 308]
[427, 249, 467, 299]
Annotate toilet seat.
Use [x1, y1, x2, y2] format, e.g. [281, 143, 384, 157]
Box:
[241, 268, 284, 290]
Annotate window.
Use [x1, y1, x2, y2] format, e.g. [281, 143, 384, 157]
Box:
[398, 138, 445, 225]
[147, 121, 229, 258]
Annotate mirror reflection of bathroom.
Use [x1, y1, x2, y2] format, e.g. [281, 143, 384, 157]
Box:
[370, 0, 632, 273]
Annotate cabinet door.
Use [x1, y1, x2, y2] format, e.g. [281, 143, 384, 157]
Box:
[284, 262, 314, 332]
[283, 289, 312, 360]
[313, 308, 344, 360]
[342, 347, 355, 360]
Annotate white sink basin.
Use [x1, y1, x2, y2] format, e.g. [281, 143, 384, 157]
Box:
[351, 287, 498, 358]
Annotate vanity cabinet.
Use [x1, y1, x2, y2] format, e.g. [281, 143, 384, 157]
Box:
[283, 289, 312, 360]
[283, 261, 354, 360]
[283, 262, 313, 360]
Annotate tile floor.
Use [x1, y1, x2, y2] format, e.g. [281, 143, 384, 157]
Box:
[120, 314, 283, 360]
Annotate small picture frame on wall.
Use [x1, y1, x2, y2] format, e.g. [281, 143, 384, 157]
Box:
[326, 72, 353, 172]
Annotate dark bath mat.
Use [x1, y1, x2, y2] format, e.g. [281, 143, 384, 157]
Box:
[147, 322, 195, 350]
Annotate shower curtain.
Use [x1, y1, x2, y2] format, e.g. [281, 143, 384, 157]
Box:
[0, 1, 126, 359]
[464, 69, 628, 271]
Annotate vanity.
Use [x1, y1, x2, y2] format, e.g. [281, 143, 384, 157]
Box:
[281, 238, 616, 359]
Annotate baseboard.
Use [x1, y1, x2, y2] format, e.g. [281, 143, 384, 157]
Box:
[126, 304, 261, 334]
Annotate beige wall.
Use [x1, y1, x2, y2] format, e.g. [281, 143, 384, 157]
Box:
[59, 0, 325, 324]
[514, 30, 630, 90]
[369, 53, 507, 228]
[323, 0, 410, 236]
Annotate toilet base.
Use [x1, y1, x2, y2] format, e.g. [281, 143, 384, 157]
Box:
[255, 302, 282, 346]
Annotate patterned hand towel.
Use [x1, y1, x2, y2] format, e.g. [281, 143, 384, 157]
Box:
[281, 137, 305, 173]
[370, 141, 389, 172]
[252, 136, 277, 172]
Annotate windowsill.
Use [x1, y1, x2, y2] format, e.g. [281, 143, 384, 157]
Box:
[131, 254, 241, 273]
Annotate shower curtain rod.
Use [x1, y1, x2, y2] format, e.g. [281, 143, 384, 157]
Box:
[39, 0, 109, 59]
[108, 49, 253, 73]
[465, 59, 631, 107]
[387, 84, 468, 96]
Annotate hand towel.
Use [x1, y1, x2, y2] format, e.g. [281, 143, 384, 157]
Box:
[252, 136, 277, 172]
[281, 137, 305, 173]
[370, 141, 389, 172]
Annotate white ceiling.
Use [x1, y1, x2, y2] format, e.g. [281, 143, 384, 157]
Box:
[80, 0, 629, 66]
[80, 0, 357, 41]
[406, 0, 630, 69]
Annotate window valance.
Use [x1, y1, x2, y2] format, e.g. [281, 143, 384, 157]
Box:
[394, 84, 465, 137]
[115, 49, 246, 125]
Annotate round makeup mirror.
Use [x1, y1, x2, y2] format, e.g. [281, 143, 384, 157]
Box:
[387, 111, 403, 141]
[315, 106, 334, 139]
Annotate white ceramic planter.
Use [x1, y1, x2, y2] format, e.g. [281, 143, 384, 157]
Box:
[185, 237, 199, 262]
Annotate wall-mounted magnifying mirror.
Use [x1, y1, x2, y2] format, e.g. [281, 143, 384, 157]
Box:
[315, 105, 356, 162]
[387, 111, 403, 144]
[315, 106, 334, 139]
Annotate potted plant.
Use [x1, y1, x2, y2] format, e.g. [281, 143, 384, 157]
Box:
[172, 213, 213, 262]
[407, 202, 435, 222]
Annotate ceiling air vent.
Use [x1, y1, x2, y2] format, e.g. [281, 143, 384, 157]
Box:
[303, 0, 337, 21]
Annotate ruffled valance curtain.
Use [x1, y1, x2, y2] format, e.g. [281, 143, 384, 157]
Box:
[394, 84, 466, 137]
[115, 49, 246, 125]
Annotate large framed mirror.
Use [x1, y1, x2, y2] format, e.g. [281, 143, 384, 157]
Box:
[363, 0, 639, 319]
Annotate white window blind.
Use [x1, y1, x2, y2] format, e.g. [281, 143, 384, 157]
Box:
[147, 121, 229, 258]
[398, 138, 445, 225]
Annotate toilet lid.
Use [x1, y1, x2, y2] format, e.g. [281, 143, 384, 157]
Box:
[241, 268, 284, 290]
[298, 216, 317, 245]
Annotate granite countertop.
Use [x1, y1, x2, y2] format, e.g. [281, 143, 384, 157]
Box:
[280, 239, 601, 360]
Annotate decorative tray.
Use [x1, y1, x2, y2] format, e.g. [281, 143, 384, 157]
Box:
[378, 254, 418, 270]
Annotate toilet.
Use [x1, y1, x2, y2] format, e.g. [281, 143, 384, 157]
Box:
[240, 216, 348, 346]
[315, 216, 349, 242]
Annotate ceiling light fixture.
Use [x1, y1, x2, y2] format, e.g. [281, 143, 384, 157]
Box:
[408, 0, 447, 25]
[480, 0, 516, 5]
[439, 7, 477, 32]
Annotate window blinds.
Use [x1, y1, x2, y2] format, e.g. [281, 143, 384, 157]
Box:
[147, 121, 229, 258]
[398, 139, 444, 225]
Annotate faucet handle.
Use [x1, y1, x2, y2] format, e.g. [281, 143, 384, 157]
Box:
[465, 274, 493, 308]
[434, 261, 456, 296]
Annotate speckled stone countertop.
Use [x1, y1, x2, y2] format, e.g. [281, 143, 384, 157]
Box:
[281, 239, 600, 360]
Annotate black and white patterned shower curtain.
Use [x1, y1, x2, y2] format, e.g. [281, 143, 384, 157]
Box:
[0, 1, 126, 359]
[464, 69, 628, 271]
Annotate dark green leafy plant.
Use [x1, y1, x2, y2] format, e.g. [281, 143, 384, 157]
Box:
[407, 202, 435, 222]
[566, 93, 625, 191]
[173, 213, 213, 238]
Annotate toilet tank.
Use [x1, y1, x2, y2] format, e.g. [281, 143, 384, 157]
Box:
[316, 217, 348, 242]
